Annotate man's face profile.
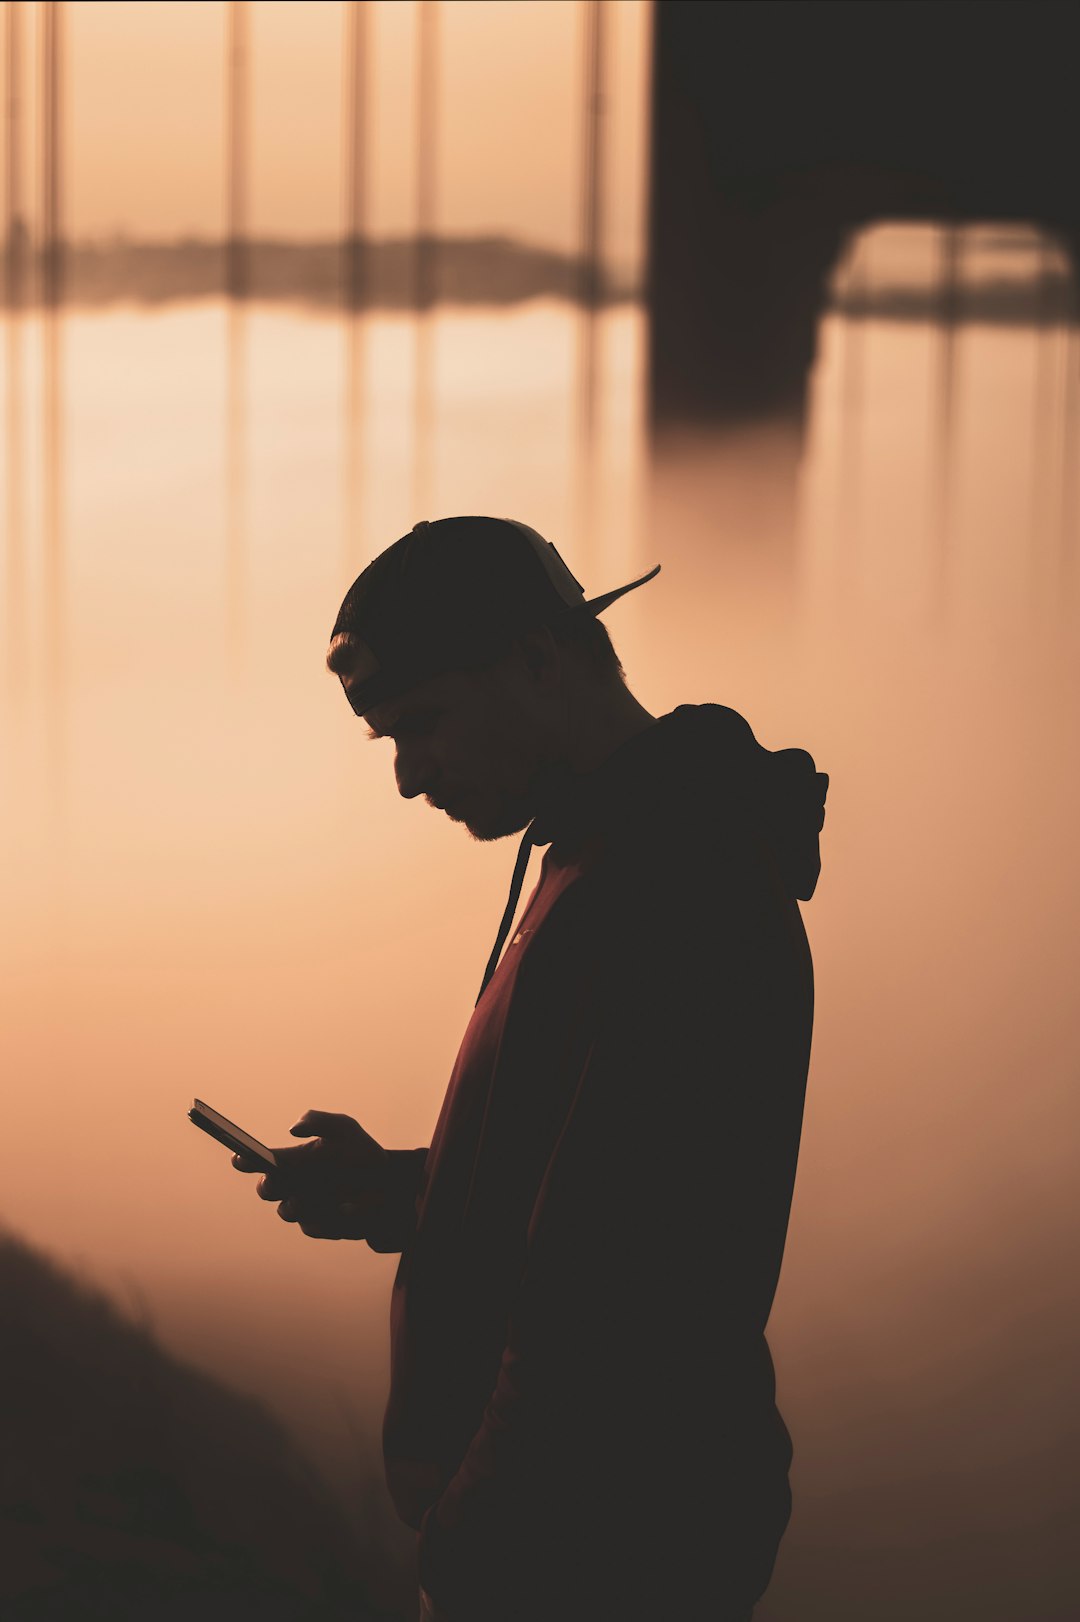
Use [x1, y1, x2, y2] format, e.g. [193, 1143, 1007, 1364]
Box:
[349, 651, 559, 844]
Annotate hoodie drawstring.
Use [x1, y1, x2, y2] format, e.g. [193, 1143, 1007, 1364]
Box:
[475, 823, 540, 1007]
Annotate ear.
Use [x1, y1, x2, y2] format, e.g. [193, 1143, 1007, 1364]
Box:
[517, 625, 561, 684]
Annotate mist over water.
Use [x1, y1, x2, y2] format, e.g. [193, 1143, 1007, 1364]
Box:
[3, 223, 1078, 1618]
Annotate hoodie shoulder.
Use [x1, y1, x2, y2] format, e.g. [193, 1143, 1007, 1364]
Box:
[638, 704, 830, 903]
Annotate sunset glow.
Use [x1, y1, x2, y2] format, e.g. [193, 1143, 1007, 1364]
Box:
[2, 5, 1077, 1618]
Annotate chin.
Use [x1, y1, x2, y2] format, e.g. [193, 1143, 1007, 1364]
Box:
[453, 796, 533, 844]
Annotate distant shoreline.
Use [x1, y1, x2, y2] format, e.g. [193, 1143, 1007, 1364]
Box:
[2, 232, 642, 311]
[4, 233, 1074, 325]
[829, 274, 1078, 327]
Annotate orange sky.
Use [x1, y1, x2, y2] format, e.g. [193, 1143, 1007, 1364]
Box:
[3, 1, 651, 267]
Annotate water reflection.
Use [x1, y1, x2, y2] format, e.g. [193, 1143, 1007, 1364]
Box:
[804, 221, 1079, 635]
[4, 289, 23, 695]
[1, 223, 1077, 1621]
[930, 222, 960, 619]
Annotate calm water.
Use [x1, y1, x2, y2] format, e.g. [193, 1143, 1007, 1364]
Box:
[3, 231, 1078, 1618]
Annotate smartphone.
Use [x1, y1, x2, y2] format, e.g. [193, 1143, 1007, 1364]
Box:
[188, 1098, 277, 1173]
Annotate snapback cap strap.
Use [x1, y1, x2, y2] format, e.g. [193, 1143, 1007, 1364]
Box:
[504, 520, 588, 609]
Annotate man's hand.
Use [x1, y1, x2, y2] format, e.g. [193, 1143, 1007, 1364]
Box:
[232, 1109, 389, 1240]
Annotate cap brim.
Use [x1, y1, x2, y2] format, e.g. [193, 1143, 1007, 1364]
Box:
[583, 564, 661, 616]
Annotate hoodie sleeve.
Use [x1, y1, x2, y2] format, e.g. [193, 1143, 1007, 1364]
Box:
[364, 1147, 429, 1254]
[416, 827, 814, 1616]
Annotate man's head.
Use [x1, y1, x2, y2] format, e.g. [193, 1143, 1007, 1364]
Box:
[326, 517, 660, 841]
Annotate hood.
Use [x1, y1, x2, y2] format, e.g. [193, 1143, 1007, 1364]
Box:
[475, 704, 829, 1007]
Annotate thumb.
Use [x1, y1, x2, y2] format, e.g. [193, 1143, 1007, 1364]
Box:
[290, 1109, 354, 1139]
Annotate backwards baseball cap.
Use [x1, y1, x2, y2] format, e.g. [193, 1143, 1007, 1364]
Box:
[328, 516, 661, 715]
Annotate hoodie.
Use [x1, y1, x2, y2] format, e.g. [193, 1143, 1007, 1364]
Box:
[371, 704, 828, 1622]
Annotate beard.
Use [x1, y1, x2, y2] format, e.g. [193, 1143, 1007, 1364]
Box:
[452, 787, 536, 844]
[449, 756, 572, 844]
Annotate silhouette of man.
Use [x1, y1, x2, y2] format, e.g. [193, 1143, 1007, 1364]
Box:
[233, 516, 828, 1622]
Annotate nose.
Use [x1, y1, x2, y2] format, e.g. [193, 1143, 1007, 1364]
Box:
[394, 743, 437, 802]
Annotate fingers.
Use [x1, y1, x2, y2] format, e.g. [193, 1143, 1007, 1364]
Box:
[276, 1192, 380, 1241]
[233, 1144, 315, 1179]
[252, 1149, 379, 1204]
[233, 1108, 385, 1236]
[231, 1152, 265, 1173]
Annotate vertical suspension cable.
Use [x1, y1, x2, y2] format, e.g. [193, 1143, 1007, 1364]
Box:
[225, 0, 249, 672]
[343, 0, 369, 570]
[574, 0, 604, 551]
[41, 0, 65, 805]
[413, 0, 438, 520]
[5, 0, 26, 698]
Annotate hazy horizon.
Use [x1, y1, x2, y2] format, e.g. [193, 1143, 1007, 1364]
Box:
[3, 1, 653, 274]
